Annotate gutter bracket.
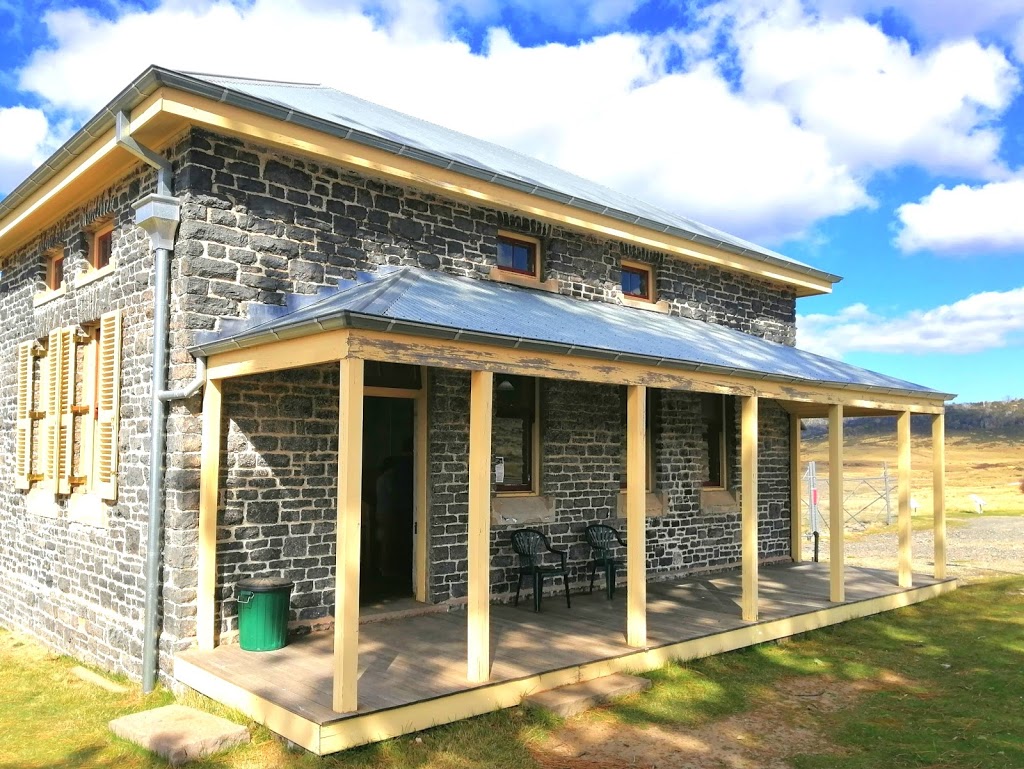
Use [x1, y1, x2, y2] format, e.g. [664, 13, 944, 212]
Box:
[116, 111, 172, 197]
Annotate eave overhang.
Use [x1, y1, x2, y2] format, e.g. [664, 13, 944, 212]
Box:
[0, 66, 841, 297]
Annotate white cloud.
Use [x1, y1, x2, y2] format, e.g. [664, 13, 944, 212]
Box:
[0, 105, 53, 194]
[813, 0, 1024, 44]
[895, 180, 1024, 254]
[734, 4, 1019, 177]
[797, 287, 1024, 357]
[11, 0, 872, 243]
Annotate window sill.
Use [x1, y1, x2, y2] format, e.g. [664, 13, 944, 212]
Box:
[619, 294, 670, 313]
[616, 490, 666, 518]
[68, 491, 108, 528]
[487, 265, 559, 292]
[74, 262, 115, 288]
[492, 494, 554, 526]
[701, 488, 739, 513]
[25, 486, 60, 518]
[33, 285, 66, 307]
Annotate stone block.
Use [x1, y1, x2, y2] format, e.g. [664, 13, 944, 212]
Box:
[109, 705, 249, 766]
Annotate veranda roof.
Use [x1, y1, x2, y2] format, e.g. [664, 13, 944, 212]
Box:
[191, 267, 951, 401]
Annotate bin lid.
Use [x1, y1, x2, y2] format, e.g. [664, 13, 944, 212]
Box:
[237, 577, 295, 593]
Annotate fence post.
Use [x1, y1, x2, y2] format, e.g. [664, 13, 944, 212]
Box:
[882, 462, 892, 525]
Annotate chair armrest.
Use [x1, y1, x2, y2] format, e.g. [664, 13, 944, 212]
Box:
[613, 531, 627, 548]
[552, 547, 568, 567]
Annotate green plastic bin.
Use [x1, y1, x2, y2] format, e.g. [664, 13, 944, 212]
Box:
[236, 577, 294, 651]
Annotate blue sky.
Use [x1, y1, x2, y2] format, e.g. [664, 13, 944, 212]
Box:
[2, 0, 1024, 404]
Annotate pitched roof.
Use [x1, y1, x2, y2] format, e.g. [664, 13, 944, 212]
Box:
[192, 267, 947, 400]
[0, 66, 841, 289]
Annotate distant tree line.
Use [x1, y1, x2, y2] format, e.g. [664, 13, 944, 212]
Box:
[801, 399, 1024, 439]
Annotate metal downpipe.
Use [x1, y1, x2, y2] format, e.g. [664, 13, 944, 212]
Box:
[141, 243, 171, 691]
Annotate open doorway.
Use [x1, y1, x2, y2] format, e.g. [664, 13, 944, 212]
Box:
[361, 396, 415, 604]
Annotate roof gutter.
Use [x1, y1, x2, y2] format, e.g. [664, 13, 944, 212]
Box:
[190, 312, 954, 403]
[0, 66, 842, 289]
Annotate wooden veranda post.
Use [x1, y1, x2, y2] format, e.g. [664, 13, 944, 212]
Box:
[467, 370, 493, 682]
[626, 384, 647, 648]
[197, 377, 223, 651]
[932, 413, 946, 579]
[898, 410, 913, 588]
[741, 395, 759, 622]
[829, 404, 845, 602]
[334, 357, 365, 713]
[790, 413, 802, 564]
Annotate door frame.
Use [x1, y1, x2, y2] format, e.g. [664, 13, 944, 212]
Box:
[364, 380, 428, 603]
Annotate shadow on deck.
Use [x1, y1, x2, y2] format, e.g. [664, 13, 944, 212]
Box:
[175, 562, 955, 754]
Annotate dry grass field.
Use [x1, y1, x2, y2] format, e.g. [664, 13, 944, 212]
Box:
[801, 430, 1024, 527]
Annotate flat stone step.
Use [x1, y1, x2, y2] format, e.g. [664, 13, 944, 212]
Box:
[109, 704, 249, 766]
[523, 673, 652, 718]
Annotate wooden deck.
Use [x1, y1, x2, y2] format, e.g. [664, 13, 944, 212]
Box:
[175, 562, 955, 754]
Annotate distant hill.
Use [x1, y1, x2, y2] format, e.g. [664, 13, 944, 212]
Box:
[802, 399, 1024, 439]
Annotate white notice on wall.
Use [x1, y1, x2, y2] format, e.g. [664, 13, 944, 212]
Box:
[494, 457, 505, 484]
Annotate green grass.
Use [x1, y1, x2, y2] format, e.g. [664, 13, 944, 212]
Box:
[3, 579, 1023, 768]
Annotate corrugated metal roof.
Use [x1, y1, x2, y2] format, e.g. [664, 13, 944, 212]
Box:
[0, 66, 841, 289]
[192, 267, 947, 399]
[187, 71, 836, 284]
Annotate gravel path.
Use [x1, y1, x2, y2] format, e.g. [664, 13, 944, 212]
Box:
[809, 516, 1024, 584]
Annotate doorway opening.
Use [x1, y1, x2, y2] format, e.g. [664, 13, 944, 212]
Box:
[361, 396, 415, 604]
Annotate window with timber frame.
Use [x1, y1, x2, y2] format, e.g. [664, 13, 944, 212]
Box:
[493, 374, 539, 494]
[14, 309, 122, 502]
[496, 232, 541, 280]
[700, 393, 734, 489]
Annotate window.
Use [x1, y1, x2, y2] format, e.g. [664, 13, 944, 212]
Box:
[91, 224, 114, 270]
[620, 261, 653, 302]
[701, 394, 734, 488]
[493, 375, 538, 493]
[46, 249, 65, 292]
[618, 388, 653, 491]
[497, 233, 540, 279]
[14, 310, 122, 501]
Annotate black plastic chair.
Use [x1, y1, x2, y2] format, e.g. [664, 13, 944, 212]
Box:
[510, 528, 571, 612]
[585, 524, 627, 599]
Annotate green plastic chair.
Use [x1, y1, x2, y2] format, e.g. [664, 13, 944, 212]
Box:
[585, 524, 627, 599]
[510, 528, 571, 612]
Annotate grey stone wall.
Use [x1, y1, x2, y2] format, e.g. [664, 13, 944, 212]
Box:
[0, 123, 799, 680]
[0, 133, 190, 679]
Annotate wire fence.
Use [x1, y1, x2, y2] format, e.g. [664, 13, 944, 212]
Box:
[802, 461, 894, 536]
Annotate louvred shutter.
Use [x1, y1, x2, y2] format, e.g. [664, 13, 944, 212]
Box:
[42, 329, 63, 494]
[57, 326, 76, 494]
[15, 341, 33, 489]
[95, 310, 121, 501]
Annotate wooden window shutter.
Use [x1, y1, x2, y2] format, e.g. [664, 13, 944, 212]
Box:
[42, 329, 63, 494]
[56, 326, 76, 494]
[15, 341, 34, 489]
[95, 310, 122, 501]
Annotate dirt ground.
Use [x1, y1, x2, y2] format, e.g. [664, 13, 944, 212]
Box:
[532, 515, 1023, 769]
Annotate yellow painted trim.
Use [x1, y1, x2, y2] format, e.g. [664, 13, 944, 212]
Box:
[206, 329, 350, 380]
[467, 370, 493, 682]
[741, 396, 758, 622]
[362, 386, 421, 399]
[346, 330, 947, 413]
[414, 379, 429, 603]
[0, 91, 166, 256]
[334, 358, 364, 713]
[33, 284, 66, 307]
[308, 578, 955, 754]
[897, 411, 913, 588]
[828, 404, 844, 602]
[158, 92, 835, 296]
[626, 384, 647, 647]
[197, 377, 222, 651]
[174, 656, 321, 754]
[74, 261, 115, 288]
[790, 413, 802, 564]
[932, 413, 946, 580]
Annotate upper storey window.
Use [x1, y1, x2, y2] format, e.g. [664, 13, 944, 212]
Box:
[92, 224, 113, 270]
[46, 249, 65, 292]
[497, 233, 540, 279]
[621, 260, 653, 302]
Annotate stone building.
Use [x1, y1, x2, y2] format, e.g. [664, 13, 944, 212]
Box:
[0, 67, 953, 752]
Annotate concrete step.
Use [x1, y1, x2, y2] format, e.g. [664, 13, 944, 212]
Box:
[523, 673, 652, 718]
[109, 704, 249, 766]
